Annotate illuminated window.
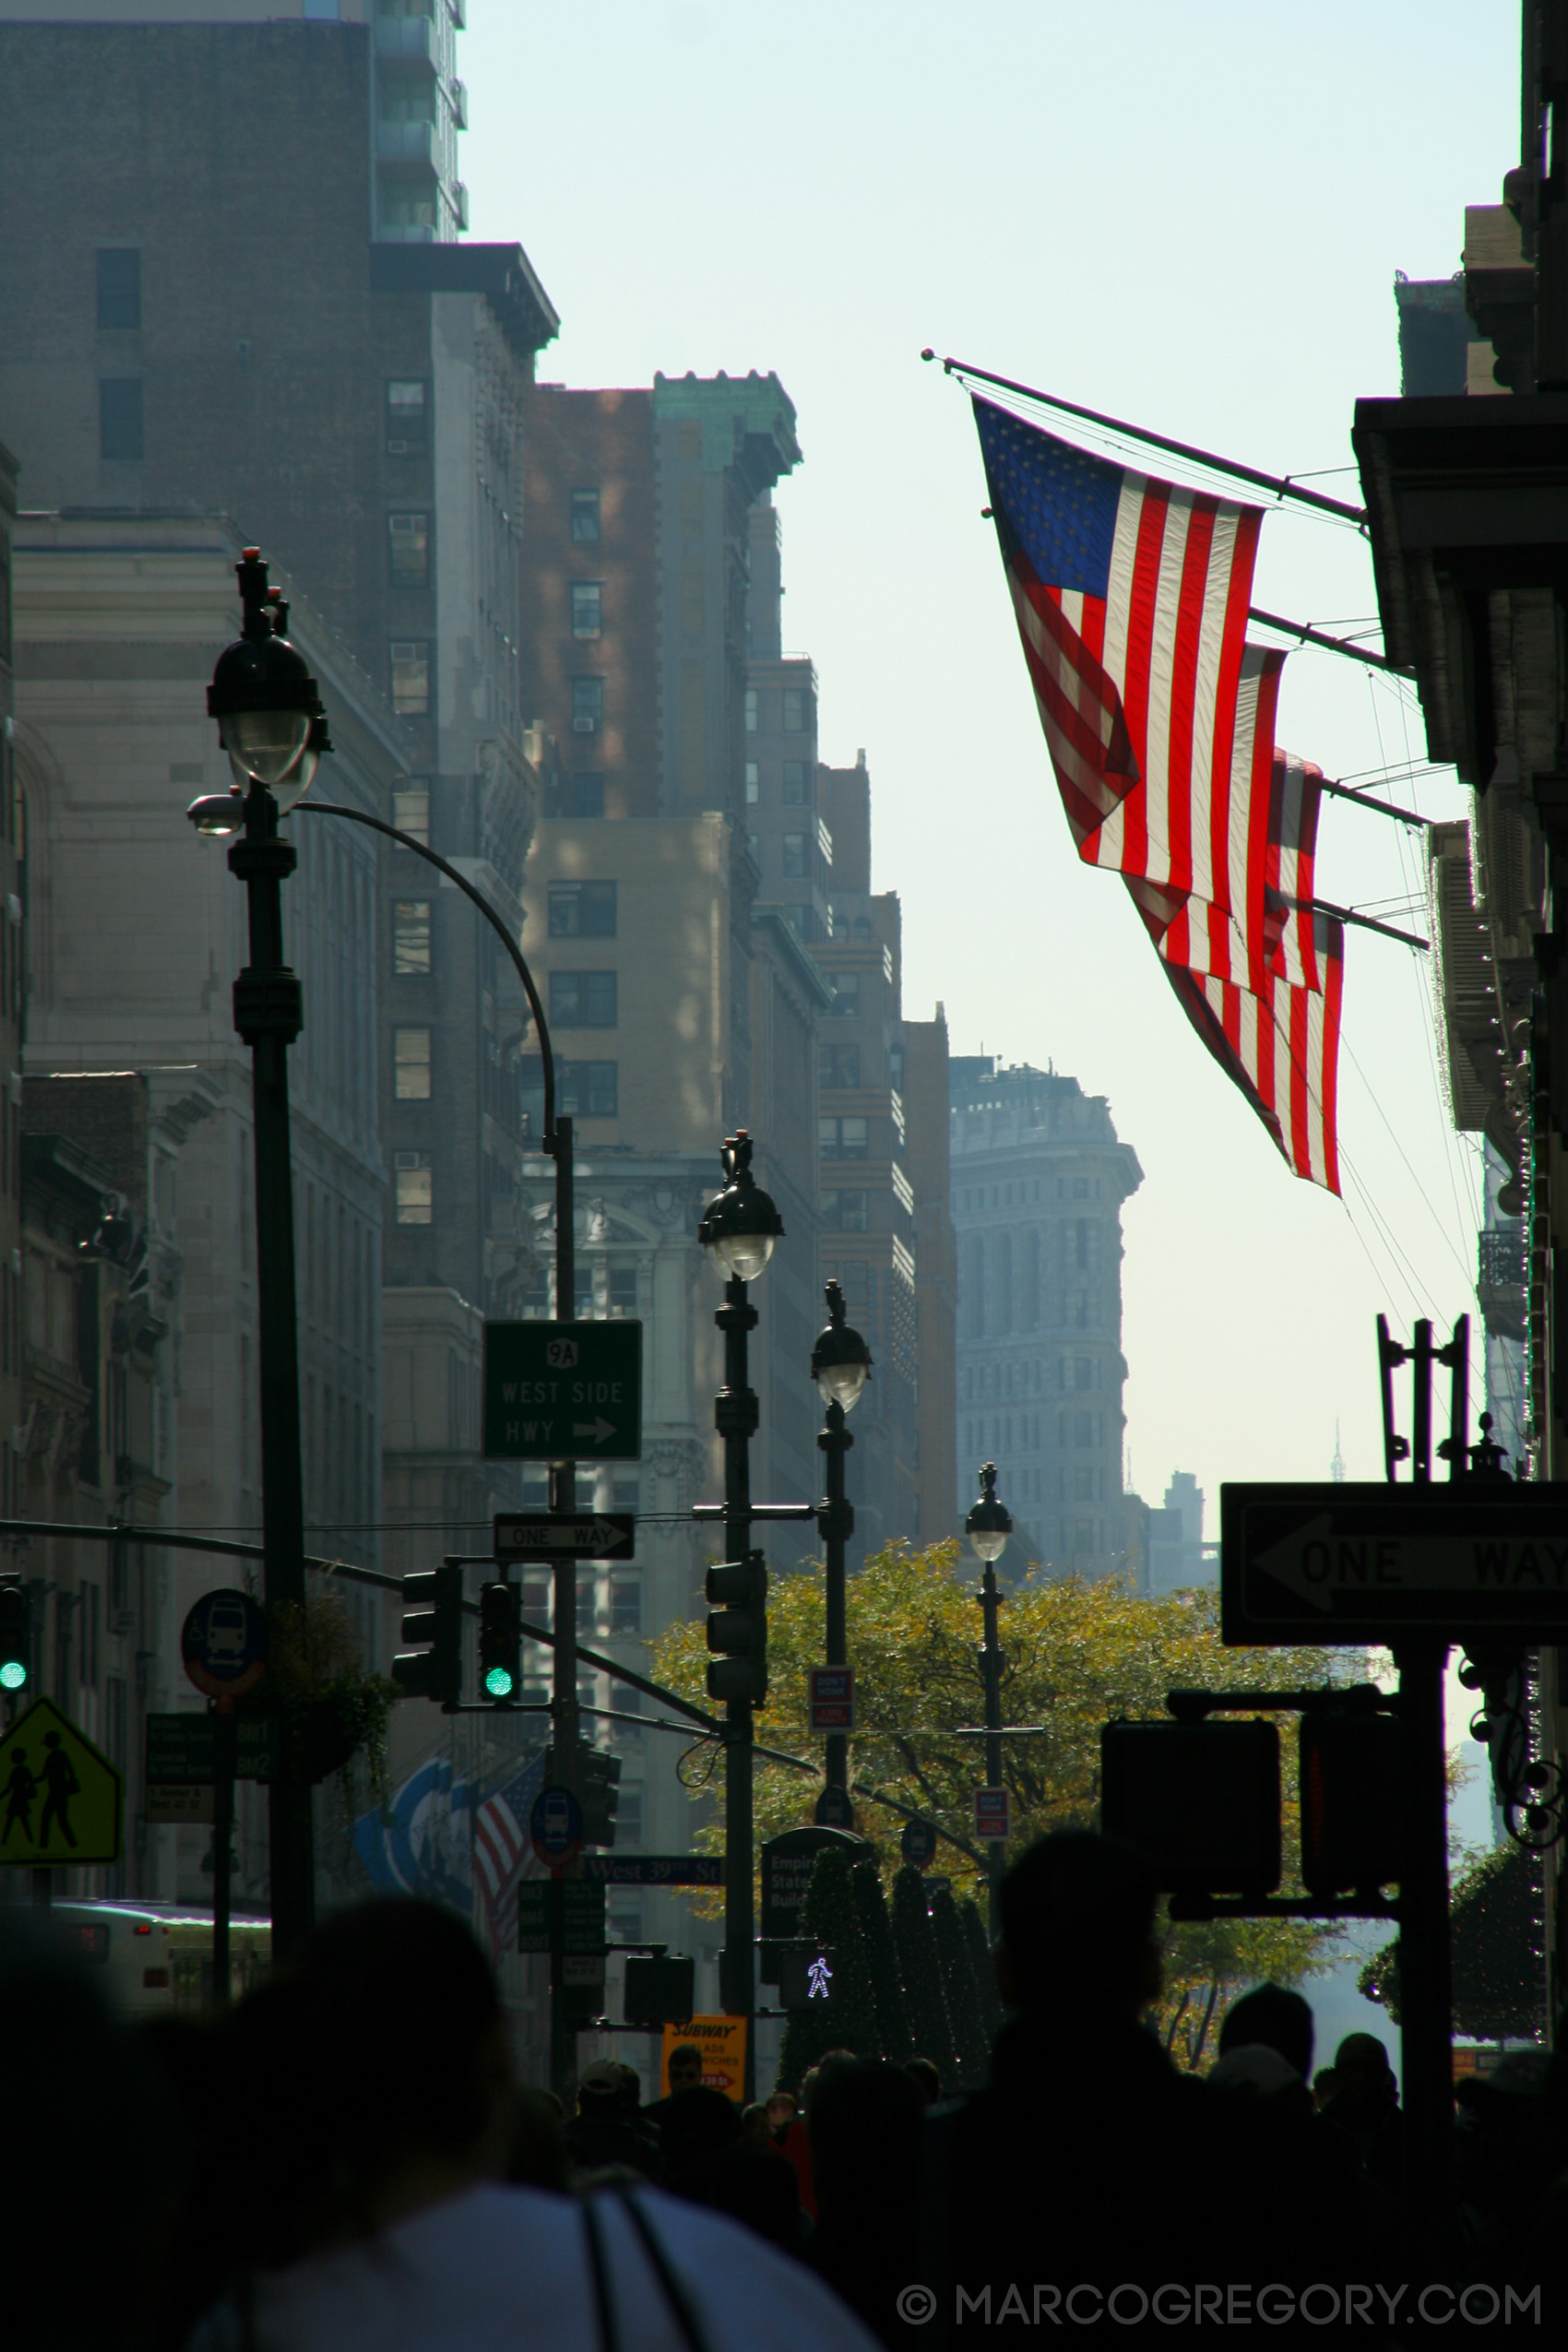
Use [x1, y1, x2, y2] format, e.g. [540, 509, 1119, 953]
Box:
[392, 785, 430, 843]
[571, 583, 602, 638]
[394, 1152, 433, 1225]
[390, 643, 430, 716]
[393, 900, 432, 975]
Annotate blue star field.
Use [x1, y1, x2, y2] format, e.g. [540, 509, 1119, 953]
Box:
[973, 397, 1122, 600]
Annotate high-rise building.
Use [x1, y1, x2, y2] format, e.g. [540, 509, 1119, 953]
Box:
[950, 1057, 1143, 1578]
[0, 436, 20, 1516]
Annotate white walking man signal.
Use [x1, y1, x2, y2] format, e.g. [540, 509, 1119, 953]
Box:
[808, 1954, 833, 2000]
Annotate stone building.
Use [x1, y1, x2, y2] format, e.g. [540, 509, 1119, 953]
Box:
[10, 514, 406, 1908]
[0, 437, 20, 1517]
[950, 1057, 1143, 1579]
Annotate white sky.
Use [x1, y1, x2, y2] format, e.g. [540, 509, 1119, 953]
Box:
[462, 1, 1521, 1527]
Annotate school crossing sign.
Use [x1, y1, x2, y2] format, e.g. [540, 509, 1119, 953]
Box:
[0, 1696, 123, 1868]
[482, 1321, 642, 1462]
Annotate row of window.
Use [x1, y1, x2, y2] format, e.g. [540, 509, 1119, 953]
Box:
[965, 1411, 1111, 1457]
[743, 760, 813, 805]
[394, 885, 619, 980]
[520, 1263, 639, 1317]
[744, 687, 813, 734]
[821, 1044, 861, 1090]
[957, 1176, 1102, 1210]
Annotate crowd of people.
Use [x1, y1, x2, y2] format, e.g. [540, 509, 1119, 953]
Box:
[6, 1830, 1567, 2348]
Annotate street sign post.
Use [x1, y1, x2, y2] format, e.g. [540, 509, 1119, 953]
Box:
[974, 1787, 1010, 1843]
[580, 1854, 724, 1886]
[181, 1587, 268, 1703]
[518, 1878, 605, 1956]
[900, 1816, 938, 1870]
[146, 1711, 280, 1785]
[1221, 1482, 1568, 1646]
[530, 1785, 583, 1872]
[493, 1512, 636, 1563]
[808, 1665, 855, 1733]
[814, 1785, 856, 1828]
[0, 1696, 122, 1869]
[483, 1321, 643, 1461]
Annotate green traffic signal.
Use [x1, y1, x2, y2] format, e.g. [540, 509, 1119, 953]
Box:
[0, 1660, 25, 1692]
[485, 1663, 516, 1698]
[478, 1579, 521, 1706]
[0, 1578, 30, 1692]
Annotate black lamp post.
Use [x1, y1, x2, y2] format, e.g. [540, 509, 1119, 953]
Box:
[195, 549, 327, 1962]
[966, 1460, 1013, 1930]
[697, 1130, 783, 2099]
[812, 1279, 873, 1804]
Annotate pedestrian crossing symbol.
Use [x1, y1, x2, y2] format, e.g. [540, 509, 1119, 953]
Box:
[0, 1696, 123, 1867]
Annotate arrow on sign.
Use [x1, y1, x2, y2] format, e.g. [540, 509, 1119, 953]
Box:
[574, 1417, 617, 1444]
[1254, 1515, 1568, 1610]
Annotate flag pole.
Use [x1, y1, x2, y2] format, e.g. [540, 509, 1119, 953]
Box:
[1316, 777, 1430, 830]
[924, 348, 1368, 527]
[1299, 897, 1430, 953]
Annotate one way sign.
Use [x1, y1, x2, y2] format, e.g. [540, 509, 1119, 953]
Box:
[1222, 1482, 1568, 1647]
[494, 1513, 636, 1563]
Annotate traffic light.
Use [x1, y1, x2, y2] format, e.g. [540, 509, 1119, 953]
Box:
[624, 1954, 695, 2027]
[0, 1577, 30, 1693]
[1100, 1719, 1281, 1895]
[706, 1550, 767, 1705]
[479, 1578, 521, 1702]
[579, 1750, 622, 1847]
[1299, 1710, 1404, 1897]
[393, 1562, 464, 1705]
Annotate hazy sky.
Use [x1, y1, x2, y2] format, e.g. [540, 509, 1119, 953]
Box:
[463, 1, 1520, 1531]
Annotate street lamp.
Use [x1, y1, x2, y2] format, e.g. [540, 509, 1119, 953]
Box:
[697, 1129, 782, 2100]
[813, 1280, 873, 1807]
[967, 1460, 1014, 1929]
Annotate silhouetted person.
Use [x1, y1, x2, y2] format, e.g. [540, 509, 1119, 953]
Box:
[564, 2058, 659, 2180]
[644, 2039, 704, 2132]
[903, 2055, 942, 2107]
[1216, 1980, 1314, 2085]
[808, 2059, 925, 2345]
[37, 1731, 78, 1849]
[1320, 2031, 1402, 2191]
[1, 1745, 37, 1845]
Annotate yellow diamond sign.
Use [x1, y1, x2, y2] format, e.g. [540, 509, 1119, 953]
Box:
[0, 1696, 122, 1868]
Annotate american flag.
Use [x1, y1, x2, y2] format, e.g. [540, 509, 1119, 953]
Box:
[472, 1752, 546, 1964]
[1166, 910, 1344, 1194]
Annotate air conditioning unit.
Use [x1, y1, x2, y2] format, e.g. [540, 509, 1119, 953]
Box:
[573, 717, 595, 734]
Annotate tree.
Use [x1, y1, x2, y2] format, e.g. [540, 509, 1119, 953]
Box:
[853, 1856, 913, 2062]
[931, 1881, 990, 2086]
[778, 1842, 881, 2092]
[652, 1539, 1347, 2058]
[958, 1895, 1004, 2042]
[892, 1862, 957, 2089]
[1359, 1844, 1547, 2041]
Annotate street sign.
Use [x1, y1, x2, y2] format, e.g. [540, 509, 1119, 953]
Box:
[581, 1853, 724, 1885]
[517, 1878, 605, 1955]
[808, 1665, 855, 1732]
[660, 2015, 747, 2102]
[182, 1587, 268, 1703]
[814, 1785, 856, 1828]
[759, 1825, 870, 1942]
[974, 1786, 1010, 1843]
[493, 1512, 636, 1563]
[530, 1783, 583, 1871]
[145, 1710, 280, 1786]
[1222, 1482, 1568, 1646]
[0, 1696, 122, 1868]
[483, 1321, 643, 1461]
[900, 1816, 938, 1870]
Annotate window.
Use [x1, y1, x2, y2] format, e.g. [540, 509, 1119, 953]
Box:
[394, 1027, 432, 1099]
[783, 760, 809, 804]
[610, 1267, 637, 1316]
[1075, 1358, 1093, 1391]
[819, 1116, 868, 1160]
[574, 1265, 594, 1316]
[571, 487, 601, 542]
[393, 784, 430, 843]
[96, 248, 140, 331]
[391, 642, 430, 716]
[394, 1152, 433, 1224]
[744, 688, 757, 734]
[782, 688, 809, 734]
[823, 1189, 868, 1233]
[549, 880, 616, 937]
[572, 677, 603, 734]
[559, 1061, 618, 1117]
[550, 969, 617, 1028]
[386, 379, 429, 456]
[393, 900, 432, 975]
[744, 763, 759, 804]
[1075, 1411, 1093, 1447]
[571, 583, 602, 638]
[826, 974, 861, 1019]
[1073, 1177, 1089, 1200]
[819, 1043, 860, 1090]
[782, 833, 808, 878]
[1075, 1467, 1094, 1502]
[99, 378, 143, 461]
[612, 1476, 639, 1512]
[388, 511, 429, 588]
[612, 1577, 642, 1634]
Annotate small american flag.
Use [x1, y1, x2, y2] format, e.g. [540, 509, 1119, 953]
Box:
[473, 1752, 546, 1964]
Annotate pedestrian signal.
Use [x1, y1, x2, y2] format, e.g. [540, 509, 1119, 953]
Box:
[579, 1750, 622, 1847]
[1100, 1719, 1281, 1895]
[393, 1562, 464, 1706]
[1299, 1708, 1404, 1897]
[706, 1550, 767, 1705]
[778, 1943, 837, 2010]
[624, 1954, 695, 2027]
[479, 1578, 521, 1701]
[0, 1577, 30, 1692]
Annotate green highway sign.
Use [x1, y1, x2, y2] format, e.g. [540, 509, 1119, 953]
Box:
[483, 1321, 643, 1461]
[517, 1878, 607, 1956]
[145, 1710, 280, 1786]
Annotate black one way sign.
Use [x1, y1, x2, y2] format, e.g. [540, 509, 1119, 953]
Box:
[1222, 1482, 1568, 1646]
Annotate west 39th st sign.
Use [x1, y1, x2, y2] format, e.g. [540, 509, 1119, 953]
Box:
[483, 1321, 642, 1462]
[1222, 1482, 1568, 1646]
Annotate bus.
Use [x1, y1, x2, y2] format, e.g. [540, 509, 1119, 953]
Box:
[49, 1900, 271, 2014]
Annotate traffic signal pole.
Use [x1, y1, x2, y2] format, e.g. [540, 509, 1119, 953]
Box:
[716, 1271, 758, 2101]
[545, 1114, 580, 2107]
[819, 1402, 851, 1800]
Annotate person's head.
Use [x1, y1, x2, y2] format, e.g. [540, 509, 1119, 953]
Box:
[801, 2049, 857, 2120]
[658, 2085, 743, 2194]
[508, 2086, 569, 2192]
[666, 2043, 704, 2095]
[1218, 1983, 1314, 2082]
[616, 2063, 644, 2112]
[577, 2059, 624, 2114]
[766, 2089, 798, 2130]
[996, 1831, 1159, 2023]
[1312, 2066, 1338, 2112]
[1333, 2032, 1395, 2097]
[741, 2100, 772, 2146]
[904, 2055, 942, 2107]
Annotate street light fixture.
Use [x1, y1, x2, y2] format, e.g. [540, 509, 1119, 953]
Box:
[813, 1280, 872, 1812]
[697, 1128, 781, 2101]
[967, 1460, 1014, 1930]
[966, 1458, 1013, 1563]
[206, 559, 327, 805]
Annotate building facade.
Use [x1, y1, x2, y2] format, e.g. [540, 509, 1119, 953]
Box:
[0, 437, 19, 1517]
[949, 1057, 1143, 1578]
